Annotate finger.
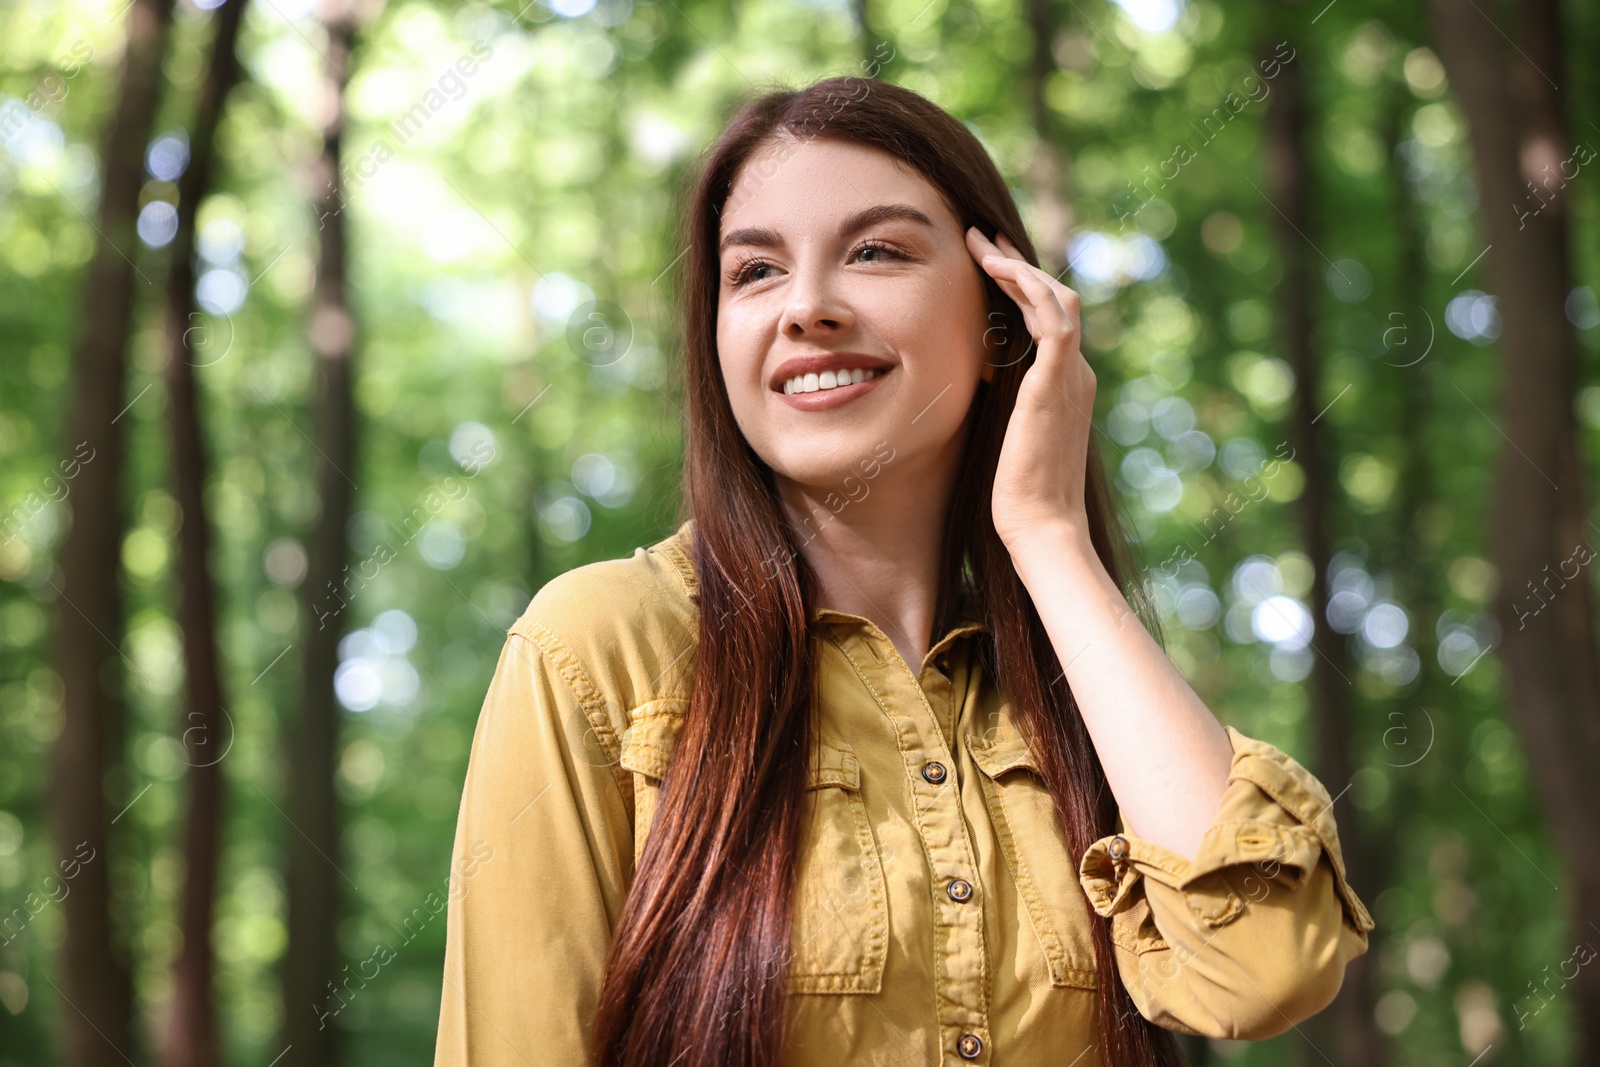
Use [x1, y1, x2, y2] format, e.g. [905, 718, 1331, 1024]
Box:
[967, 232, 1027, 297]
[985, 231, 1024, 259]
[987, 232, 1025, 263]
[981, 247, 1051, 295]
[1031, 263, 1081, 318]
[983, 250, 1081, 335]
[977, 258, 1037, 325]
[968, 227, 1032, 271]
[990, 235, 1081, 311]
[967, 229, 1077, 364]
[979, 259, 1056, 342]
[979, 275, 1056, 358]
[966, 226, 1007, 262]
[970, 232, 1066, 338]
[986, 258, 1070, 340]
[980, 254, 1051, 303]
[980, 256, 1028, 297]
[994, 232, 1027, 260]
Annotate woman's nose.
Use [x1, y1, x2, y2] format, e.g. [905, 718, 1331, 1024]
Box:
[781, 268, 850, 335]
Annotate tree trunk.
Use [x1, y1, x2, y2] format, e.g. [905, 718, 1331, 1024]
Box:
[1022, 0, 1072, 277]
[1428, 0, 1600, 1060]
[162, 2, 251, 1064]
[1358, 56, 1435, 1067]
[49, 1, 175, 1064]
[282, 4, 361, 1064]
[850, 0, 883, 75]
[1261, 40, 1383, 1067]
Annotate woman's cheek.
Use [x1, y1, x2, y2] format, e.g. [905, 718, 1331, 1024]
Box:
[919, 289, 989, 384]
[717, 345, 754, 398]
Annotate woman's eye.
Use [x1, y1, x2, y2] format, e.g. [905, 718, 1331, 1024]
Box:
[727, 260, 773, 287]
[854, 240, 902, 263]
[726, 241, 904, 288]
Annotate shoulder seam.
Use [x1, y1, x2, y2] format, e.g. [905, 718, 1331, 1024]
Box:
[650, 521, 699, 601]
[512, 623, 632, 800]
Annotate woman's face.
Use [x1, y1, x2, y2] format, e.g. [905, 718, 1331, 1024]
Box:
[715, 136, 992, 493]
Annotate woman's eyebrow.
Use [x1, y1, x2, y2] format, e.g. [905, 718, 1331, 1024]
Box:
[718, 203, 935, 255]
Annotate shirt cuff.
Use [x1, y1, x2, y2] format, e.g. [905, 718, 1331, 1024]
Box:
[1078, 725, 1375, 934]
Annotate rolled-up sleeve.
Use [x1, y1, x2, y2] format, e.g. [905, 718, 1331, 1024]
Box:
[434, 627, 634, 1065]
[1078, 725, 1375, 1040]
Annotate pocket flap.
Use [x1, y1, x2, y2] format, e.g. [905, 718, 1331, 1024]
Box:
[968, 730, 1040, 778]
[807, 737, 860, 791]
[618, 703, 687, 780]
[622, 715, 861, 791]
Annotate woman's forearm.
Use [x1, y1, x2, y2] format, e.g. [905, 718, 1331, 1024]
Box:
[1008, 521, 1235, 862]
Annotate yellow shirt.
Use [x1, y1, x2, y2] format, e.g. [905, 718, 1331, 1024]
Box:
[434, 520, 1374, 1065]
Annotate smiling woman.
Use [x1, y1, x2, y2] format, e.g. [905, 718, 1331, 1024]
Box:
[434, 75, 1372, 1067]
[713, 142, 993, 543]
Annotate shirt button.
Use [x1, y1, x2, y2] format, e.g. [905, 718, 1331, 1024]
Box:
[1108, 834, 1130, 862]
[922, 761, 947, 784]
[957, 1033, 984, 1059]
[946, 878, 973, 902]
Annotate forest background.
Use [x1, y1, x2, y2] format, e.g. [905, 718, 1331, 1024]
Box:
[2, 0, 1599, 1063]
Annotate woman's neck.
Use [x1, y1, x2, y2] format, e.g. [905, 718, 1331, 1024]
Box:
[775, 445, 961, 672]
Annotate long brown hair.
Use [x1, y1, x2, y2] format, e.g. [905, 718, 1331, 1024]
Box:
[592, 75, 1186, 1067]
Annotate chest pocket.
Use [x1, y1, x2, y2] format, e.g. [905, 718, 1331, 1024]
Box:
[787, 736, 889, 994]
[968, 730, 1101, 989]
[619, 716, 888, 995]
[618, 702, 690, 871]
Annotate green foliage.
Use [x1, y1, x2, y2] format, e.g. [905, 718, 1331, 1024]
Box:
[1, 0, 1597, 1063]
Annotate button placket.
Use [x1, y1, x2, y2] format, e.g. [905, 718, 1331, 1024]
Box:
[919, 661, 958, 750]
[845, 624, 992, 1065]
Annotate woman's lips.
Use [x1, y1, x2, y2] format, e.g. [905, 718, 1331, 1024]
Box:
[775, 368, 891, 411]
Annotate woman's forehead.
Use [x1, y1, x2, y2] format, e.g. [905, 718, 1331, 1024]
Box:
[720, 140, 954, 239]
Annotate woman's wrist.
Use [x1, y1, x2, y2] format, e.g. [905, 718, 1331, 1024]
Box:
[1002, 518, 1099, 588]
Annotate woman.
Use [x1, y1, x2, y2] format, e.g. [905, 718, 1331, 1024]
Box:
[434, 76, 1373, 1067]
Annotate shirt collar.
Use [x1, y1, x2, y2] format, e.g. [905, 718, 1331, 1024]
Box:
[658, 518, 990, 639]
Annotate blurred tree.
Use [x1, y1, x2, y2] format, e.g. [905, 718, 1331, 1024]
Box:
[2, 0, 1593, 1062]
[281, 1, 368, 1063]
[1261, 31, 1380, 1066]
[1429, 0, 1600, 1060]
[160, 1, 252, 1065]
[47, 1, 175, 1064]
[1021, 0, 1071, 276]
[1363, 18, 1432, 1067]
[852, 0, 883, 74]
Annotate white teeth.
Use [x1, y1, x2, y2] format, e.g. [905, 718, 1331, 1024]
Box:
[782, 367, 882, 394]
